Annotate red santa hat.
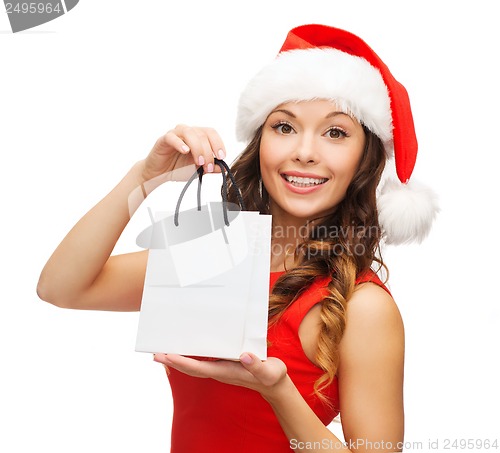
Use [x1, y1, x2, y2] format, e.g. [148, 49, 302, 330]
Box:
[236, 24, 438, 245]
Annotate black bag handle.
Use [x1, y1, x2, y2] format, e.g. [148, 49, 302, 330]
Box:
[174, 158, 245, 227]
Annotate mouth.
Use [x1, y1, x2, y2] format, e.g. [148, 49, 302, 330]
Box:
[281, 173, 328, 188]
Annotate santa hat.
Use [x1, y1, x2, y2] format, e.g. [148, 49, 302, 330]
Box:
[236, 24, 438, 245]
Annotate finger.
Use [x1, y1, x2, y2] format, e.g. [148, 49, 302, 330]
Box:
[153, 353, 216, 378]
[194, 129, 218, 174]
[153, 353, 174, 366]
[159, 129, 191, 155]
[201, 127, 226, 161]
[239, 352, 262, 369]
[174, 126, 217, 174]
[239, 353, 286, 387]
[154, 353, 244, 382]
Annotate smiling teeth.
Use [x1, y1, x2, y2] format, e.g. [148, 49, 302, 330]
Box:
[284, 175, 327, 186]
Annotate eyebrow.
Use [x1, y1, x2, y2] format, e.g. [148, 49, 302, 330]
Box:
[325, 111, 352, 120]
[325, 111, 357, 125]
[269, 108, 296, 118]
[269, 108, 356, 124]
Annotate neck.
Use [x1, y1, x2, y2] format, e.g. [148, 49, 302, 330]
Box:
[269, 211, 314, 273]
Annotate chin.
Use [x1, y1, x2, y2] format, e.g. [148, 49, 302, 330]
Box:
[275, 202, 337, 223]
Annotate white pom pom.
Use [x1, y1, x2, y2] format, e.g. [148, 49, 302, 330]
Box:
[377, 178, 440, 245]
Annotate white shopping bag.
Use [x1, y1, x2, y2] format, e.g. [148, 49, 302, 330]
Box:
[135, 162, 272, 360]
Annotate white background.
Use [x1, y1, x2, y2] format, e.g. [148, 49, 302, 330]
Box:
[1, 1, 499, 451]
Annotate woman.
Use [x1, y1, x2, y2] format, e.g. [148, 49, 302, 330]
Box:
[37, 24, 437, 452]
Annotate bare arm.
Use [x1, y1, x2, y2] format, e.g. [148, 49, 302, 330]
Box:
[336, 283, 405, 451]
[153, 282, 405, 452]
[263, 283, 405, 452]
[37, 161, 150, 310]
[37, 126, 227, 311]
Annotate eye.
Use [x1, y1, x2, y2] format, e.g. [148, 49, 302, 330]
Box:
[271, 121, 295, 135]
[325, 127, 348, 139]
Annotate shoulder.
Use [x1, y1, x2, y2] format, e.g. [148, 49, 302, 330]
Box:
[339, 282, 404, 369]
[347, 282, 402, 330]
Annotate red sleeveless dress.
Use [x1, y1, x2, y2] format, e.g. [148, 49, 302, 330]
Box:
[166, 270, 389, 452]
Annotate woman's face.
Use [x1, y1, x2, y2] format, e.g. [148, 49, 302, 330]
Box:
[259, 99, 366, 223]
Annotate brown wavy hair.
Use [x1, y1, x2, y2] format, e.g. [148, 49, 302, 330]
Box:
[227, 124, 387, 405]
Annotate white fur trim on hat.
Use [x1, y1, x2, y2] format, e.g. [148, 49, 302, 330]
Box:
[236, 48, 393, 152]
[377, 178, 440, 245]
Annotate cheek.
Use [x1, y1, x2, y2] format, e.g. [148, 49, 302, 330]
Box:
[329, 143, 365, 181]
[324, 154, 358, 182]
[259, 138, 282, 174]
[258, 147, 270, 177]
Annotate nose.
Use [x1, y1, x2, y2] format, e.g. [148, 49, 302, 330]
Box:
[293, 134, 317, 164]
